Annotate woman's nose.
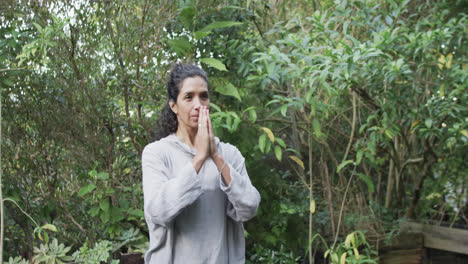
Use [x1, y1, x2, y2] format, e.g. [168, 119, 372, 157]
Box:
[193, 97, 202, 109]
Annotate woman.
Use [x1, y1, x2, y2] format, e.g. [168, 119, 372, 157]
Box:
[142, 63, 261, 264]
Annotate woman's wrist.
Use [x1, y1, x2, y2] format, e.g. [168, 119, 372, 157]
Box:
[212, 153, 231, 186]
[211, 152, 223, 164]
[211, 153, 226, 172]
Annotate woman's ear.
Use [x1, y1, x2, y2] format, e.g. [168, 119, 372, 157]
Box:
[169, 100, 177, 115]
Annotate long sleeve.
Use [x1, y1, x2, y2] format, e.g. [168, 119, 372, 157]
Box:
[142, 143, 203, 227]
[143, 135, 258, 263]
[220, 145, 261, 222]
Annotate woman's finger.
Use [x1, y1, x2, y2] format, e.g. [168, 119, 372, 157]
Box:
[199, 106, 205, 133]
[207, 107, 218, 156]
[203, 106, 208, 133]
[207, 108, 213, 138]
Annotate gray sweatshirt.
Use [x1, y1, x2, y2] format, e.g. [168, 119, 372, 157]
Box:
[142, 134, 261, 264]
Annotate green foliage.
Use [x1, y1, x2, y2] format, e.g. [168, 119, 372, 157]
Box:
[78, 169, 126, 237]
[32, 239, 74, 264]
[113, 228, 148, 253]
[16, 14, 69, 67]
[34, 224, 58, 245]
[72, 240, 119, 264]
[324, 231, 378, 264]
[200, 57, 228, 71]
[247, 244, 300, 264]
[210, 103, 242, 133]
[241, 0, 467, 260]
[210, 78, 242, 101]
[2, 0, 467, 262]
[3, 257, 28, 264]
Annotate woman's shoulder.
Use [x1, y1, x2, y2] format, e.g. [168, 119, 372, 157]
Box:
[142, 134, 178, 157]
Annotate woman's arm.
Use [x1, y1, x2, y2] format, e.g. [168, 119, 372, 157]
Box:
[142, 143, 203, 227]
[218, 145, 261, 222]
[211, 153, 231, 186]
[205, 107, 260, 222]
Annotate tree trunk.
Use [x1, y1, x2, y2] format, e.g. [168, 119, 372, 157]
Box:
[385, 151, 395, 208]
[308, 131, 313, 264]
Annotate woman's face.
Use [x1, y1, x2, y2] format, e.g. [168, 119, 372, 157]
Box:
[170, 76, 210, 130]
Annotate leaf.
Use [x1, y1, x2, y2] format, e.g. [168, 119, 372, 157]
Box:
[179, 6, 196, 29]
[266, 62, 275, 74]
[41, 224, 57, 232]
[194, 30, 211, 40]
[249, 109, 257, 123]
[210, 103, 221, 112]
[340, 252, 347, 264]
[356, 173, 375, 193]
[265, 98, 280, 107]
[261, 127, 275, 143]
[213, 79, 241, 101]
[43, 232, 49, 244]
[280, 104, 288, 116]
[265, 140, 271, 153]
[168, 37, 191, 57]
[288, 155, 304, 170]
[97, 172, 109, 180]
[331, 253, 339, 263]
[446, 53, 452, 69]
[129, 208, 144, 217]
[61, 256, 74, 262]
[100, 199, 110, 212]
[32, 22, 43, 32]
[199, 21, 243, 32]
[258, 134, 266, 153]
[425, 118, 433, 128]
[110, 207, 125, 223]
[89, 207, 100, 217]
[105, 187, 115, 194]
[78, 183, 96, 196]
[337, 160, 353, 172]
[88, 169, 97, 178]
[310, 199, 316, 214]
[232, 116, 241, 132]
[345, 232, 354, 247]
[324, 249, 330, 258]
[384, 129, 393, 139]
[438, 55, 445, 70]
[356, 149, 364, 165]
[200, 57, 227, 71]
[312, 119, 322, 138]
[439, 84, 445, 98]
[274, 146, 282, 161]
[461, 130, 468, 138]
[410, 120, 420, 133]
[2, 78, 14, 87]
[276, 138, 286, 148]
[353, 248, 360, 260]
[100, 207, 110, 223]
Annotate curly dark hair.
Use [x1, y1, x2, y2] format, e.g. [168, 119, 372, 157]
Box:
[152, 63, 209, 141]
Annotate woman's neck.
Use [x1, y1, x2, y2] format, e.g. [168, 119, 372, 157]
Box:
[175, 126, 197, 148]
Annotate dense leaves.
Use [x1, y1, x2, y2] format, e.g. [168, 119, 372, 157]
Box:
[1, 0, 467, 263]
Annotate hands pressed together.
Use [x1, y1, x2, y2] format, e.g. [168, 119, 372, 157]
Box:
[192, 106, 222, 171]
[194, 105, 217, 161]
[192, 106, 230, 185]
